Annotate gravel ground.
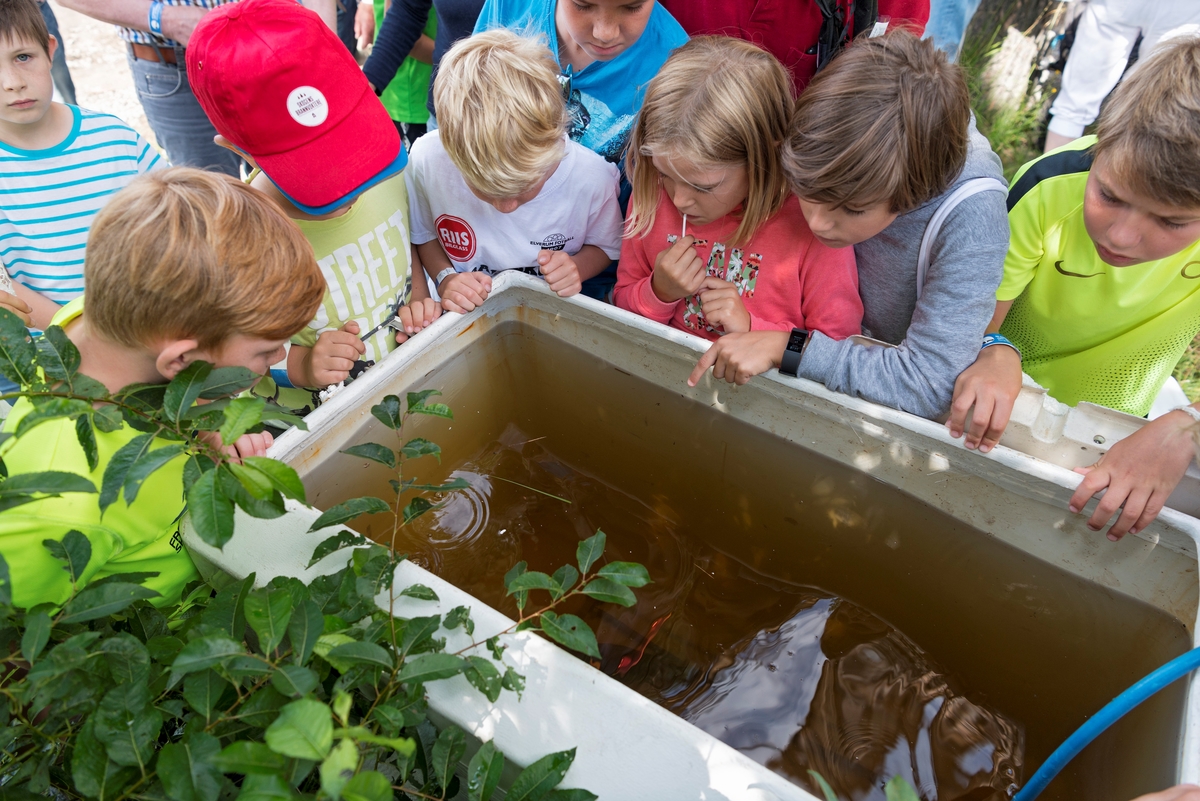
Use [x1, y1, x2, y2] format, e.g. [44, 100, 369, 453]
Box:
[52, 2, 155, 148]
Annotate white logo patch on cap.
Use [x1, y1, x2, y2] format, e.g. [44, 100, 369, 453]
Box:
[287, 86, 328, 127]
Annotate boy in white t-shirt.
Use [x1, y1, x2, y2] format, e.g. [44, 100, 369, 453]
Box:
[406, 29, 623, 313]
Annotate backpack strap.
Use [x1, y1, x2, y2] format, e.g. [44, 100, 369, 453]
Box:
[915, 177, 1009, 300]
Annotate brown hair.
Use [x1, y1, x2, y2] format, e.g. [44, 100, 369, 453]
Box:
[434, 29, 567, 199]
[85, 168, 325, 352]
[625, 36, 792, 246]
[782, 29, 970, 213]
[0, 0, 49, 54]
[1094, 35, 1200, 210]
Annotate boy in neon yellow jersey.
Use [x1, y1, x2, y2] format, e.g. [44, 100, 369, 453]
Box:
[0, 168, 325, 609]
[948, 35, 1200, 542]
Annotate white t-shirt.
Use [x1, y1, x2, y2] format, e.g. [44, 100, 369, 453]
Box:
[405, 131, 623, 276]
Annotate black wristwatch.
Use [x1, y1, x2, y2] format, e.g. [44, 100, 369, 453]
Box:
[779, 328, 809, 377]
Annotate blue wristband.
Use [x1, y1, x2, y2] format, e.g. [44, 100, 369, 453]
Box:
[981, 332, 1020, 359]
[148, 0, 164, 36]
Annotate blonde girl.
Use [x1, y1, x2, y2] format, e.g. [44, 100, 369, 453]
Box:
[613, 36, 862, 345]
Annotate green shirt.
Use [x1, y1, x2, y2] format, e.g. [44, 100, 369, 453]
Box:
[375, 3, 436, 125]
[998, 136, 1200, 416]
[0, 299, 196, 608]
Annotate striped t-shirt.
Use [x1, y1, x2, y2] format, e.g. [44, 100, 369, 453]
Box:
[0, 106, 162, 304]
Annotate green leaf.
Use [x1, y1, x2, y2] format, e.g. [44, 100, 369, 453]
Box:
[237, 772, 296, 801]
[402, 495, 440, 524]
[538, 612, 600, 659]
[20, 611, 50, 664]
[237, 686, 289, 730]
[245, 588, 294, 655]
[504, 561, 529, 612]
[94, 683, 162, 769]
[596, 562, 651, 588]
[264, 698, 333, 761]
[227, 461, 275, 500]
[370, 396, 403, 429]
[72, 716, 135, 801]
[340, 443, 395, 469]
[579, 577, 636, 607]
[340, 771, 391, 801]
[463, 655, 503, 703]
[306, 530, 367, 568]
[76, 415, 99, 472]
[99, 633, 151, 685]
[398, 583, 437, 601]
[0, 471, 96, 514]
[400, 437, 441, 462]
[443, 605, 474, 636]
[169, 634, 245, 688]
[326, 641, 393, 670]
[405, 389, 441, 410]
[409, 477, 471, 492]
[200, 572, 255, 640]
[466, 740, 504, 801]
[214, 742, 286, 775]
[183, 669, 230, 719]
[318, 737, 358, 800]
[33, 324, 80, 380]
[0, 308, 37, 386]
[13, 397, 92, 437]
[258, 405, 307, 431]
[576, 530, 605, 574]
[59, 582, 159, 624]
[431, 725, 467, 790]
[220, 397, 264, 445]
[163, 361, 213, 423]
[507, 749, 577, 801]
[272, 665, 319, 698]
[97, 433, 154, 513]
[884, 776, 922, 801]
[242, 457, 307, 503]
[551, 564, 579, 595]
[506, 571, 561, 597]
[808, 770, 839, 801]
[123, 442, 188, 505]
[199, 366, 261, 399]
[0, 551, 9, 607]
[93, 404, 124, 432]
[307, 497, 391, 532]
[158, 732, 223, 801]
[288, 599, 323, 666]
[408, 391, 453, 419]
[396, 652, 465, 685]
[188, 468, 235, 548]
[43, 528, 92, 582]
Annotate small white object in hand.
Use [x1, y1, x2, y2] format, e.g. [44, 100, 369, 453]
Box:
[318, 381, 345, 403]
[682, 214, 688, 239]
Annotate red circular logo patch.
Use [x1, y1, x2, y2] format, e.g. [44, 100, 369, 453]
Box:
[435, 215, 477, 262]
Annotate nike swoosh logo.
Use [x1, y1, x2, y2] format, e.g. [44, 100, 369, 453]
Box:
[1055, 260, 1103, 278]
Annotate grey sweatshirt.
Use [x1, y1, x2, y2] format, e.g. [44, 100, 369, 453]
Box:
[798, 119, 1010, 419]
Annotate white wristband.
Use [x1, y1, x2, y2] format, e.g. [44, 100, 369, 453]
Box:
[434, 267, 457, 287]
[1173, 404, 1200, 424]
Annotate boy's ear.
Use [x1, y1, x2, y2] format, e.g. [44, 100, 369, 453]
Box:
[214, 135, 258, 171]
[46, 34, 57, 62]
[155, 339, 202, 381]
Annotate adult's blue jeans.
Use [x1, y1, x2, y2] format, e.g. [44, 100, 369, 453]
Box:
[126, 47, 242, 176]
[40, 1, 77, 105]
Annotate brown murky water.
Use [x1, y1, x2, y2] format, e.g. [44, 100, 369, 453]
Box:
[305, 323, 1191, 801]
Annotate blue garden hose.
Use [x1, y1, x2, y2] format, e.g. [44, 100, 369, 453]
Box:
[1014, 646, 1200, 801]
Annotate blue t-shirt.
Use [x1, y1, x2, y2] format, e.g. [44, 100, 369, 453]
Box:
[474, 0, 687, 162]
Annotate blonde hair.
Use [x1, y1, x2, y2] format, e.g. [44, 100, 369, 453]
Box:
[434, 29, 567, 199]
[626, 36, 792, 246]
[85, 168, 325, 352]
[1094, 35, 1200, 210]
[782, 30, 970, 213]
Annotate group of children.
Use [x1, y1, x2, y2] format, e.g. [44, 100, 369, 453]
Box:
[1, 0, 1200, 614]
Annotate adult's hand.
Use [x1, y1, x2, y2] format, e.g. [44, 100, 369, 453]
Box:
[1130, 785, 1200, 801]
[947, 344, 1023, 453]
[354, 0, 375, 48]
[160, 4, 209, 45]
[688, 330, 790, 387]
[1069, 409, 1197, 540]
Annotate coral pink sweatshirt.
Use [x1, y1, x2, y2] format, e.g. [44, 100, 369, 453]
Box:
[614, 191, 863, 342]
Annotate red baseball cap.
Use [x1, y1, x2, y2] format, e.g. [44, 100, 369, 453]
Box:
[187, 0, 405, 214]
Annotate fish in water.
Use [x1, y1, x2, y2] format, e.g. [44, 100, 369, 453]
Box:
[618, 613, 672, 675]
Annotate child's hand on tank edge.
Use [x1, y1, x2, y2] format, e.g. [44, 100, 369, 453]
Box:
[308, 321, 366, 386]
[947, 344, 1023, 453]
[0, 290, 31, 326]
[439, 272, 492, 314]
[197, 430, 274, 463]
[650, 236, 705, 303]
[689, 330, 789, 387]
[395, 298, 442, 343]
[537, 249, 582, 297]
[697, 276, 750, 333]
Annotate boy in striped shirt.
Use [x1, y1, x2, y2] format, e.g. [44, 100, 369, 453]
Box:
[0, 0, 161, 331]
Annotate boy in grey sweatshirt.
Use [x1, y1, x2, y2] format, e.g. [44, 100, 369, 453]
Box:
[690, 30, 1009, 420]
